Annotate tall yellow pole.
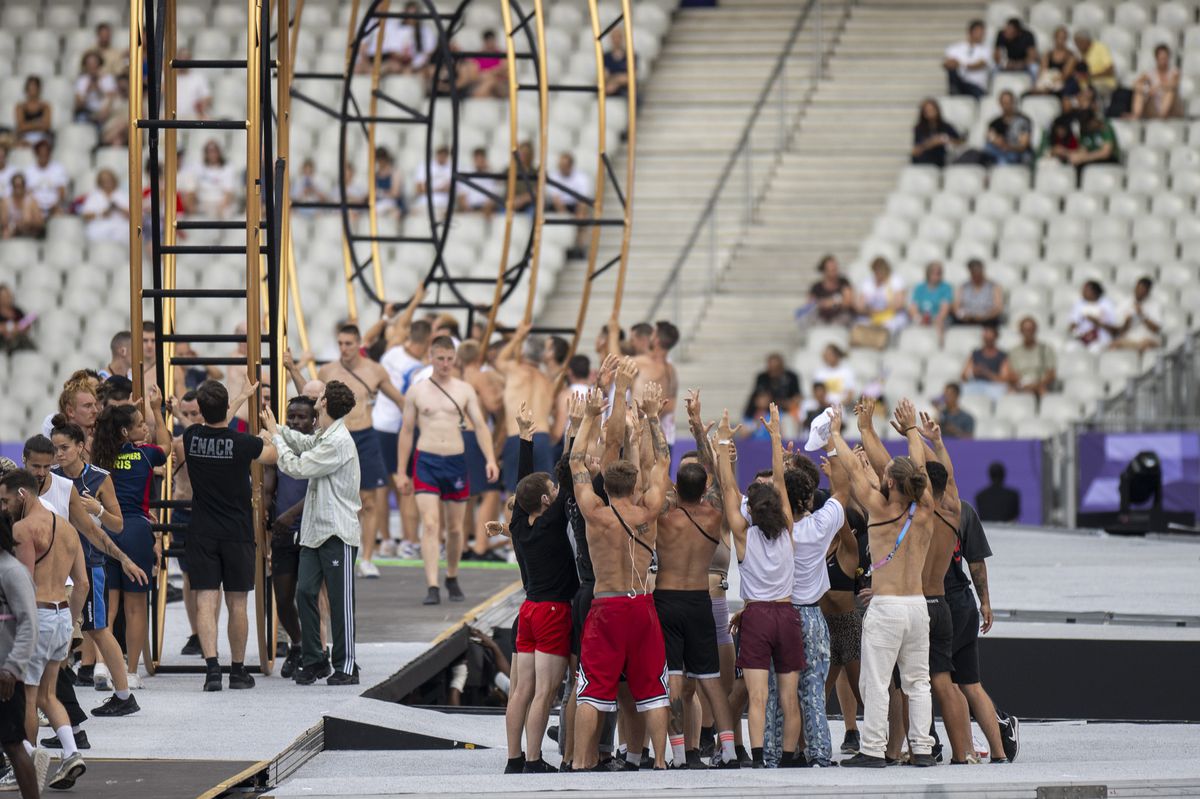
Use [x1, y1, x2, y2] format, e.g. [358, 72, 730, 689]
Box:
[128, 0, 145, 401]
[522, 0, 550, 325]
[610, 0, 637, 322]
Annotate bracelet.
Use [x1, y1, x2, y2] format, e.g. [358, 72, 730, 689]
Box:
[903, 426, 916, 434]
[717, 439, 732, 446]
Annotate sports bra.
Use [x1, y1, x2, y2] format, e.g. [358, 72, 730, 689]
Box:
[826, 507, 870, 593]
[35, 515, 56, 565]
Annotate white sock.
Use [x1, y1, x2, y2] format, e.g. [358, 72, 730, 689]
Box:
[625, 749, 639, 766]
[55, 726, 77, 758]
[22, 740, 33, 756]
[719, 730, 736, 763]
[115, 690, 131, 700]
[669, 735, 686, 764]
[71, 725, 82, 735]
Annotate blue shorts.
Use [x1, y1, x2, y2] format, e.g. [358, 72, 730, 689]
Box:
[376, 428, 400, 475]
[351, 427, 389, 491]
[107, 513, 154, 594]
[172, 507, 191, 574]
[413, 451, 469, 502]
[464, 430, 501, 497]
[81, 565, 108, 632]
[501, 433, 554, 495]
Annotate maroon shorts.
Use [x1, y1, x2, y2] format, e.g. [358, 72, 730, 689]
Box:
[576, 594, 669, 712]
[736, 601, 806, 674]
[516, 599, 572, 657]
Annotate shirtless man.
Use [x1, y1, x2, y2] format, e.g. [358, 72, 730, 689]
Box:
[0, 470, 89, 790]
[631, 322, 679, 444]
[318, 324, 405, 578]
[830, 400, 937, 768]
[496, 324, 556, 496]
[570, 387, 671, 771]
[551, 355, 590, 459]
[459, 340, 505, 561]
[397, 336, 498, 605]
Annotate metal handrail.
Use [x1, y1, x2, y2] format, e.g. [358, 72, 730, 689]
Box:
[646, 0, 822, 320]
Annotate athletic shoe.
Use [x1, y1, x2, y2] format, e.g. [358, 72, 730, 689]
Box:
[841, 753, 887, 768]
[377, 539, 398, 558]
[126, 672, 144, 690]
[990, 756, 1010, 764]
[41, 730, 91, 750]
[998, 713, 1020, 763]
[478, 550, 507, 563]
[546, 725, 559, 743]
[910, 753, 938, 768]
[34, 749, 51, 790]
[840, 729, 860, 755]
[503, 755, 525, 774]
[0, 765, 14, 790]
[559, 762, 574, 773]
[37, 710, 49, 727]
[422, 587, 441, 606]
[712, 756, 741, 769]
[280, 646, 302, 680]
[932, 742, 944, 762]
[229, 669, 256, 689]
[48, 752, 86, 790]
[445, 577, 464, 602]
[204, 668, 223, 692]
[327, 668, 360, 686]
[363, 561, 381, 578]
[522, 758, 556, 773]
[399, 541, 420, 560]
[293, 660, 333, 685]
[685, 749, 706, 769]
[735, 746, 752, 768]
[92, 694, 140, 717]
[74, 665, 94, 687]
[93, 663, 111, 692]
[180, 633, 202, 656]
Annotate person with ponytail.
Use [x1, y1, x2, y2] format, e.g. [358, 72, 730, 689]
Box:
[89, 388, 171, 689]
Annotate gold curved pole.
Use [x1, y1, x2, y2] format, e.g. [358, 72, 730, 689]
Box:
[340, 0, 362, 319]
[128, 0, 145, 403]
[609, 0, 636, 323]
[522, 0, 550, 325]
[364, 1, 389, 305]
[284, 0, 317, 379]
[277, 0, 294, 413]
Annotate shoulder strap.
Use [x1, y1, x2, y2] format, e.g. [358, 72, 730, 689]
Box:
[35, 515, 56, 565]
[343, 365, 378, 399]
[864, 502, 917, 576]
[679, 506, 721, 547]
[429, 379, 467, 430]
[611, 504, 654, 555]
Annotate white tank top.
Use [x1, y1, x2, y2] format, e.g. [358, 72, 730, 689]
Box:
[38, 472, 73, 519]
[739, 523, 795, 603]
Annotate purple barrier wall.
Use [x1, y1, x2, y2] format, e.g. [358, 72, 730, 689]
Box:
[1077, 431, 1200, 515]
[671, 437, 1045, 525]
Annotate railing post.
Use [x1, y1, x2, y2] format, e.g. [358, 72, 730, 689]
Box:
[708, 208, 717, 293]
[742, 142, 752, 226]
[815, 0, 823, 81]
[777, 60, 786, 152]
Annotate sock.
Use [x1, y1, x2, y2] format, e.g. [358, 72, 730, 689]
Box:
[736, 744, 749, 759]
[205, 657, 219, 672]
[686, 748, 700, 763]
[625, 749, 640, 766]
[719, 730, 736, 763]
[22, 740, 33, 756]
[751, 747, 763, 765]
[507, 755, 525, 767]
[669, 735, 685, 764]
[781, 750, 796, 766]
[115, 689, 131, 700]
[71, 726, 82, 736]
[231, 661, 244, 673]
[700, 725, 714, 747]
[54, 726, 77, 758]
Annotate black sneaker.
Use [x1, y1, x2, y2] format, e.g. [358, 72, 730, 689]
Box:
[422, 587, 441, 605]
[990, 756, 1010, 764]
[932, 742, 943, 763]
[546, 725, 559, 743]
[910, 753, 938, 767]
[639, 750, 654, 769]
[841, 753, 887, 768]
[735, 745, 753, 768]
[445, 577, 464, 602]
[204, 668, 223, 692]
[181, 634, 202, 656]
[293, 660, 333, 685]
[279, 646, 302, 680]
[327, 668, 360, 686]
[559, 761, 574, 773]
[841, 729, 860, 754]
[998, 712, 1020, 762]
[685, 749, 707, 769]
[40, 730, 91, 750]
[522, 758, 556, 773]
[712, 756, 741, 769]
[91, 694, 140, 717]
[698, 736, 715, 760]
[229, 669, 256, 689]
[75, 665, 95, 687]
[504, 755, 526, 774]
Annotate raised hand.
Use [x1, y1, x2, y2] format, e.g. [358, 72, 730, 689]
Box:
[516, 402, 534, 439]
[484, 520, 508, 538]
[828, 403, 844, 436]
[685, 389, 702, 422]
[585, 387, 607, 418]
[819, 456, 833, 479]
[596, 353, 619, 388]
[893, 397, 917, 432]
[615, 357, 638, 390]
[854, 395, 876, 432]
[567, 391, 586, 430]
[761, 402, 782, 439]
[146, 383, 163, 408]
[716, 408, 743, 444]
[283, 348, 295, 371]
[639, 381, 665, 418]
[260, 406, 279, 436]
[918, 410, 942, 444]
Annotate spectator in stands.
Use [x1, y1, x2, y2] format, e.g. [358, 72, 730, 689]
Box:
[512, 141, 537, 211]
[1067, 280, 1118, 352]
[1112, 276, 1162, 353]
[984, 90, 1033, 166]
[953, 259, 1004, 325]
[855, 256, 908, 335]
[1073, 30, 1116, 97]
[373, 147, 406, 219]
[81, 168, 130, 244]
[1130, 45, 1181, 120]
[464, 30, 507, 99]
[1039, 117, 1079, 165]
[993, 18, 1038, 79]
[74, 50, 118, 129]
[746, 353, 802, 418]
[1069, 88, 1119, 172]
[458, 148, 498, 217]
[94, 22, 126, 76]
[13, 76, 52, 147]
[800, 382, 829, 428]
[291, 157, 330, 216]
[975, 462, 1020, 522]
[0, 284, 34, 354]
[1032, 26, 1077, 95]
[174, 49, 212, 119]
[807, 254, 854, 325]
[909, 261, 954, 337]
[0, 174, 44, 239]
[944, 19, 991, 98]
[358, 2, 436, 75]
[23, 140, 69, 217]
[101, 74, 130, 147]
[603, 28, 632, 97]
[811, 344, 856, 406]
[1008, 317, 1057, 397]
[181, 139, 237, 219]
[938, 382, 975, 439]
[0, 146, 13, 201]
[961, 324, 1012, 401]
[911, 99, 962, 168]
[548, 152, 592, 257]
[413, 145, 453, 212]
[343, 162, 369, 212]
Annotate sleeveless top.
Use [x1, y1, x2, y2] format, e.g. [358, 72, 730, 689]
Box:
[38, 472, 74, 519]
[739, 522, 794, 603]
[53, 464, 111, 566]
[958, 280, 998, 318]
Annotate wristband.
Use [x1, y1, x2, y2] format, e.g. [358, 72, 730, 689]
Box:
[903, 426, 916, 434]
[717, 439, 732, 446]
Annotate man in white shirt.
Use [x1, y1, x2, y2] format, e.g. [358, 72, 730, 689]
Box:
[458, 148, 498, 217]
[1113, 276, 1162, 353]
[943, 19, 991, 98]
[23, 141, 69, 216]
[413, 146, 453, 211]
[174, 49, 212, 119]
[548, 152, 593, 256]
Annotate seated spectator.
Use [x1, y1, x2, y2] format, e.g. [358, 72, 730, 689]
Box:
[1067, 280, 1118, 352]
[0, 175, 45, 238]
[81, 168, 130, 243]
[953, 258, 1005, 325]
[1070, 87, 1119, 171]
[512, 141, 537, 211]
[938, 382, 975, 439]
[1008, 316, 1057, 397]
[994, 17, 1038, 78]
[94, 22, 126, 76]
[548, 152, 592, 257]
[746, 352, 802, 418]
[74, 50, 118, 128]
[800, 382, 829, 428]
[290, 157, 330, 215]
[985, 90, 1033, 166]
[603, 28, 632, 97]
[741, 391, 774, 441]
[909, 260, 954, 335]
[855, 256, 908, 335]
[1073, 30, 1116, 97]
[413, 145, 453, 212]
[1038, 117, 1078, 164]
[1112, 276, 1162, 353]
[806, 254, 854, 326]
[0, 283, 35, 353]
[101, 74, 130, 147]
[174, 49, 212, 119]
[943, 19, 991, 98]
[0, 145, 15, 201]
[811, 344, 856, 406]
[180, 139, 237, 219]
[1130, 45, 1181, 120]
[961, 323, 1013, 400]
[14, 75, 52, 147]
[358, 3, 435, 75]
[23, 140, 69, 217]
[463, 29, 507, 98]
[342, 163, 369, 219]
[911, 98, 962, 168]
[1033, 26, 1077, 95]
[458, 147, 498, 217]
[374, 147, 406, 219]
[976, 462, 1020, 522]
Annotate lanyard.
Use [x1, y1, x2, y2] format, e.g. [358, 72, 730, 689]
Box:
[865, 502, 917, 576]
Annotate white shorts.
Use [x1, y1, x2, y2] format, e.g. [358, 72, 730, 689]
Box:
[24, 607, 72, 686]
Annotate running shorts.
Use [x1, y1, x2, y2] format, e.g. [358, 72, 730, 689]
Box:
[516, 599, 572, 658]
[81, 565, 107, 632]
[826, 609, 862, 667]
[654, 589, 721, 679]
[107, 513, 155, 594]
[188, 534, 256, 592]
[413, 451, 469, 501]
[351, 427, 389, 491]
[927, 595, 955, 675]
[576, 593, 669, 712]
[736, 601, 805, 674]
[376, 429, 400, 475]
[946, 587, 981, 685]
[463, 430, 501, 496]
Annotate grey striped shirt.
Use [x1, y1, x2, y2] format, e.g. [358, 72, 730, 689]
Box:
[273, 418, 362, 549]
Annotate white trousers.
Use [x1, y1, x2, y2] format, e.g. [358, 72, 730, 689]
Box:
[858, 595, 935, 758]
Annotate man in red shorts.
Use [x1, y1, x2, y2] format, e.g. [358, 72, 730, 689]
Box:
[569, 386, 672, 770]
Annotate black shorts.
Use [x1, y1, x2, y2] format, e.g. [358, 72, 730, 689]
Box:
[351, 427, 389, 491]
[571, 581, 595, 658]
[172, 508, 191, 573]
[0, 689, 25, 744]
[189, 535, 256, 592]
[272, 542, 301, 577]
[946, 588, 981, 685]
[654, 589, 721, 679]
[927, 595, 954, 675]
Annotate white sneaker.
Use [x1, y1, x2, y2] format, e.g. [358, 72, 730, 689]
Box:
[94, 663, 112, 692]
[377, 539, 397, 558]
[37, 709, 49, 727]
[360, 560, 381, 579]
[33, 749, 51, 791]
[0, 765, 17, 791]
[399, 541, 419, 560]
[126, 672, 144, 690]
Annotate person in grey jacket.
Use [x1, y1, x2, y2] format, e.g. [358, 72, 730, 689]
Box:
[0, 511, 40, 798]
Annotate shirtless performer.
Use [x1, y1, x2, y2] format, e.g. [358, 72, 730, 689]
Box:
[318, 324, 404, 578]
[570, 387, 671, 771]
[631, 322, 679, 444]
[459, 340, 506, 561]
[397, 336, 498, 605]
[496, 324, 556, 496]
[830, 400, 937, 768]
[0, 471, 89, 790]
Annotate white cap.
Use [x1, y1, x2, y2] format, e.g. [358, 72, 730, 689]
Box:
[804, 408, 833, 452]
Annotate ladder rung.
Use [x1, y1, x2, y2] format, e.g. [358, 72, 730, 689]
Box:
[519, 83, 597, 93]
[531, 326, 577, 335]
[426, 276, 501, 285]
[143, 289, 247, 299]
[543, 218, 623, 227]
[453, 51, 534, 61]
[160, 245, 256, 255]
[349, 234, 434, 244]
[292, 201, 368, 209]
[176, 220, 266, 230]
[137, 119, 245, 130]
[172, 59, 247, 69]
[292, 71, 344, 80]
[374, 11, 455, 19]
[160, 334, 272, 344]
[171, 357, 272, 366]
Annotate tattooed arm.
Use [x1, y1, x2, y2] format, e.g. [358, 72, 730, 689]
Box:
[969, 560, 994, 633]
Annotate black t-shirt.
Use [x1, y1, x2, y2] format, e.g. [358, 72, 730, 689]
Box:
[511, 438, 580, 602]
[976, 485, 1021, 523]
[913, 121, 960, 167]
[995, 28, 1036, 63]
[182, 424, 265, 542]
[747, 370, 802, 416]
[944, 501, 993, 593]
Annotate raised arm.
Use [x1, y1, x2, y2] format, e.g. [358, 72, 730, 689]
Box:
[639, 382, 673, 514]
[262, 408, 340, 480]
[496, 321, 531, 372]
[515, 402, 535, 481]
[853, 396, 890, 480]
[829, 405, 877, 506]
[283, 349, 307, 397]
[602, 357, 637, 466]
[145, 385, 172, 449]
[918, 410, 959, 512]
[713, 410, 748, 562]
[685, 389, 716, 475]
[894, 398, 932, 505]
[763, 403, 793, 530]
[570, 389, 607, 517]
